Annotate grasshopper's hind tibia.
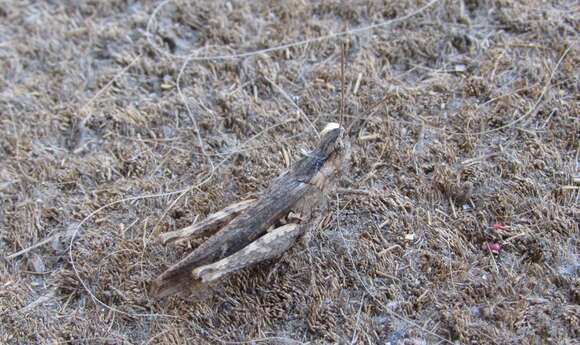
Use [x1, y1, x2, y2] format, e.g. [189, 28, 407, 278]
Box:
[193, 223, 302, 284]
[159, 199, 257, 245]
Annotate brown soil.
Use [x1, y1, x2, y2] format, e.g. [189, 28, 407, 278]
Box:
[1, 1, 578, 344]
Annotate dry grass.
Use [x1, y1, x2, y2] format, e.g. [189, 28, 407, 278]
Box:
[1, 0, 578, 344]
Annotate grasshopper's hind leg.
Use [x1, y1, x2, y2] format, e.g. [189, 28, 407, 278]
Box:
[159, 199, 256, 245]
[193, 223, 303, 284]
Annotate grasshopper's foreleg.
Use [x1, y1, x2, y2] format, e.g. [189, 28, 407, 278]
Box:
[291, 189, 327, 247]
[159, 199, 257, 245]
[193, 223, 302, 284]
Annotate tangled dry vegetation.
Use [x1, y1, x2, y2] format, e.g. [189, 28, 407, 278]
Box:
[0, 0, 578, 344]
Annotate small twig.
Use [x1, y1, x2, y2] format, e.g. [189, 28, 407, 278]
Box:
[353, 72, 363, 95]
[6, 233, 61, 260]
[208, 335, 306, 345]
[340, 41, 346, 127]
[350, 293, 366, 345]
[336, 188, 373, 195]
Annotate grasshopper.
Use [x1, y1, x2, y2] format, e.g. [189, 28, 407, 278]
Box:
[151, 122, 350, 298]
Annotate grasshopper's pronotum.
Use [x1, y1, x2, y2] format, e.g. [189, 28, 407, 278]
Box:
[152, 123, 350, 298]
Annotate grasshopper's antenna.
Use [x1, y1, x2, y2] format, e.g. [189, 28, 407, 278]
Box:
[339, 41, 346, 128]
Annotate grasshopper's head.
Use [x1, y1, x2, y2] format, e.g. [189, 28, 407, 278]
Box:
[315, 122, 351, 178]
[318, 122, 348, 157]
[289, 122, 350, 190]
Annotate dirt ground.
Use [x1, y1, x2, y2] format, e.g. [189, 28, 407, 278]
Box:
[1, 0, 578, 344]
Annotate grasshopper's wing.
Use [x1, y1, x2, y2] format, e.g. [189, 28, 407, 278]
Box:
[151, 179, 313, 298]
[159, 199, 257, 245]
[193, 223, 302, 284]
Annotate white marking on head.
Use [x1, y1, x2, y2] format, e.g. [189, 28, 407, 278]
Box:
[320, 122, 341, 136]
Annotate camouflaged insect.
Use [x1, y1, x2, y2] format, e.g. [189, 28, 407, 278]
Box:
[152, 123, 350, 298]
